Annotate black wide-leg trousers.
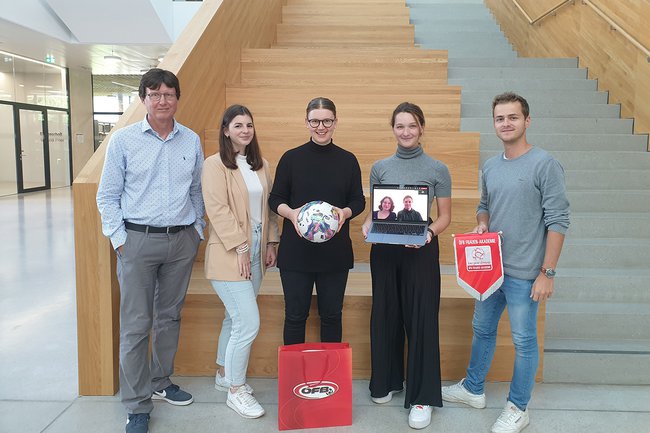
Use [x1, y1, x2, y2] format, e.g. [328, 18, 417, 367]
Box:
[369, 238, 443, 408]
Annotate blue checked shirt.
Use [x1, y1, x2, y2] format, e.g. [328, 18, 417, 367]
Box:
[96, 117, 206, 250]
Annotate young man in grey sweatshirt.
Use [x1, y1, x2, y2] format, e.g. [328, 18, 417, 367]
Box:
[441, 92, 570, 433]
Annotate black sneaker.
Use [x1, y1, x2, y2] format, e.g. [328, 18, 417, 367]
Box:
[126, 413, 149, 433]
[152, 384, 194, 406]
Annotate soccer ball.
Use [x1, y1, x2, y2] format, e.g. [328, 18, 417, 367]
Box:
[297, 201, 340, 243]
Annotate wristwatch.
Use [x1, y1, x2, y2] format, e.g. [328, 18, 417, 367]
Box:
[540, 266, 556, 279]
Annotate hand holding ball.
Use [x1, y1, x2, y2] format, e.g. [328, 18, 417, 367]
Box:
[297, 201, 339, 243]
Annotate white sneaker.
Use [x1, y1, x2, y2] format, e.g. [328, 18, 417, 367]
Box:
[408, 404, 433, 429]
[441, 378, 486, 409]
[371, 387, 404, 404]
[491, 401, 530, 433]
[215, 370, 254, 394]
[226, 386, 265, 419]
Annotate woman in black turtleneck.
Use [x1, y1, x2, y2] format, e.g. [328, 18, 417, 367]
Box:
[269, 97, 365, 345]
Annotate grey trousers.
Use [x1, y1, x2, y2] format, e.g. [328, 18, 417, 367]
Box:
[116, 227, 200, 414]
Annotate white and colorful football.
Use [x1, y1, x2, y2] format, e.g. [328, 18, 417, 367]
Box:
[297, 201, 339, 243]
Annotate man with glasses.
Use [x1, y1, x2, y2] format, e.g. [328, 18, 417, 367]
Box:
[96, 68, 205, 433]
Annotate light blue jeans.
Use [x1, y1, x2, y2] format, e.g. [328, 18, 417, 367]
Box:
[463, 275, 539, 410]
[210, 224, 262, 386]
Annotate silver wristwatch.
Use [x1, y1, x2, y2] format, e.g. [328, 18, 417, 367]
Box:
[540, 266, 556, 279]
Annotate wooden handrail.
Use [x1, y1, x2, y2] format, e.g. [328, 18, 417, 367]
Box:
[511, 0, 649, 61]
[582, 0, 650, 61]
[511, 0, 572, 24]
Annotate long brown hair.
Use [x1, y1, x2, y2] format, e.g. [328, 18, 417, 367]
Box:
[219, 104, 263, 171]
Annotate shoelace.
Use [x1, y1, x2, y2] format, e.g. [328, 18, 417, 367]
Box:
[235, 389, 258, 407]
[499, 406, 522, 424]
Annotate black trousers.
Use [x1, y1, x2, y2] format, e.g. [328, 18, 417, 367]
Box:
[369, 238, 442, 408]
[280, 270, 349, 345]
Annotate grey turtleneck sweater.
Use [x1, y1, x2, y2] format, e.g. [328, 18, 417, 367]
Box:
[369, 144, 452, 213]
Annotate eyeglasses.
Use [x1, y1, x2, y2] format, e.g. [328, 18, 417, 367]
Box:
[307, 118, 335, 128]
[146, 92, 177, 102]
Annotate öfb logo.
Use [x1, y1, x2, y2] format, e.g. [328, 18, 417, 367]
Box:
[293, 381, 339, 399]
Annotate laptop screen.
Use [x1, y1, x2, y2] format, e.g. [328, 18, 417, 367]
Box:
[371, 184, 429, 222]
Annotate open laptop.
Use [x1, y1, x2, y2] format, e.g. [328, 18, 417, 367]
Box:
[365, 184, 430, 246]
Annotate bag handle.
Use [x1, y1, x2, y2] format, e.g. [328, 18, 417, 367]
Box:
[300, 348, 342, 386]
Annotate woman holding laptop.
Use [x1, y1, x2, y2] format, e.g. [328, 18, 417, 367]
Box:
[361, 102, 452, 430]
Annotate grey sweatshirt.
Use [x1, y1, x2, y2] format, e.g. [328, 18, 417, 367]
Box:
[478, 146, 570, 279]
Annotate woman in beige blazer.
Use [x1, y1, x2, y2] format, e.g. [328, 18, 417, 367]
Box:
[201, 105, 279, 419]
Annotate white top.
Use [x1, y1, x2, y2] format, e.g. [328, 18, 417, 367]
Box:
[236, 154, 263, 226]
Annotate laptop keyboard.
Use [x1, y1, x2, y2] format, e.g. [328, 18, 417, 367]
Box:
[373, 223, 426, 235]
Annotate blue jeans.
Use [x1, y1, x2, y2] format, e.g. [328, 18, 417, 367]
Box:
[463, 275, 539, 410]
[211, 224, 262, 386]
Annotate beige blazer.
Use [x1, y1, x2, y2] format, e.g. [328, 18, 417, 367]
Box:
[201, 153, 280, 281]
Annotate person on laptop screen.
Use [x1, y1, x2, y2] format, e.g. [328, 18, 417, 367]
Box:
[373, 196, 397, 220]
[397, 195, 423, 221]
[361, 102, 451, 430]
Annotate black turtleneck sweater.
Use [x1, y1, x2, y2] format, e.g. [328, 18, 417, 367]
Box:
[269, 140, 365, 272]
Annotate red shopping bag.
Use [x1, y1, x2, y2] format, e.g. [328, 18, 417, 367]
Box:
[278, 342, 352, 430]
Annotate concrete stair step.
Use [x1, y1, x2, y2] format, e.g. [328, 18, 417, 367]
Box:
[544, 337, 650, 385]
[567, 190, 650, 212]
[554, 267, 650, 303]
[409, 19, 500, 31]
[463, 89, 607, 104]
[424, 47, 516, 59]
[545, 338, 650, 354]
[560, 238, 650, 268]
[451, 77, 598, 90]
[463, 102, 619, 118]
[479, 134, 648, 152]
[545, 301, 650, 340]
[450, 57, 579, 68]
[416, 40, 514, 54]
[564, 169, 650, 189]
[465, 118, 634, 134]
[480, 150, 650, 169]
[450, 67, 588, 80]
[415, 30, 508, 41]
[568, 212, 650, 238]
[543, 349, 650, 384]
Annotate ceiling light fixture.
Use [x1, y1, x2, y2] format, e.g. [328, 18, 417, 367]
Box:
[104, 48, 122, 63]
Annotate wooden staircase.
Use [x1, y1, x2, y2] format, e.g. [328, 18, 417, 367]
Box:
[173, 0, 544, 382]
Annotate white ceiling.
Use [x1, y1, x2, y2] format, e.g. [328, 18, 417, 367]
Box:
[0, 0, 201, 75]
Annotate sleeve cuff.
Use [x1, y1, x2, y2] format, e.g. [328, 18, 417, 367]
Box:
[110, 230, 127, 250]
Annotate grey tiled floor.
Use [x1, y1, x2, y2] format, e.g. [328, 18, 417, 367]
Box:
[1, 188, 649, 433]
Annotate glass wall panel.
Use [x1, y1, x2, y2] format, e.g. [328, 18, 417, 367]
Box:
[13, 57, 46, 106]
[0, 56, 16, 102]
[94, 113, 121, 150]
[48, 111, 70, 188]
[0, 104, 17, 196]
[19, 109, 46, 190]
[44, 67, 67, 108]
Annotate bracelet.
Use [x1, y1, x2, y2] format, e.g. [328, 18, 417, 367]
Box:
[236, 243, 249, 255]
[427, 228, 435, 238]
[267, 242, 279, 247]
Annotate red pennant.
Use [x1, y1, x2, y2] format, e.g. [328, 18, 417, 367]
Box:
[453, 232, 504, 301]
